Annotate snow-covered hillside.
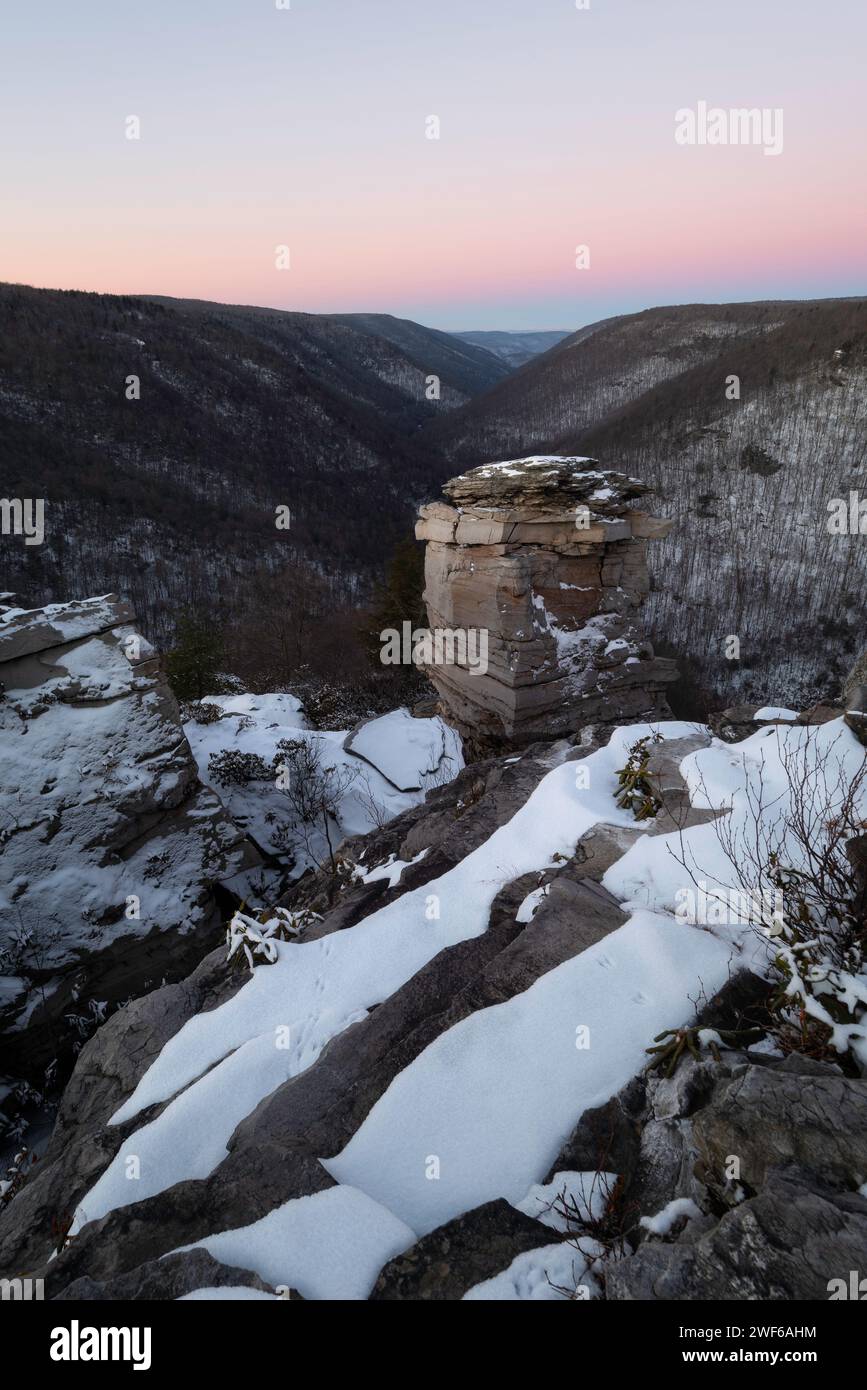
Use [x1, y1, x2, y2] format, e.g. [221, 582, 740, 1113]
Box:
[16, 710, 860, 1301]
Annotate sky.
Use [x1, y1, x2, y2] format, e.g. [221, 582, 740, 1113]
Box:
[1, 0, 865, 331]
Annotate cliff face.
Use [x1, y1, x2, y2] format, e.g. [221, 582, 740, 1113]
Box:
[0, 594, 252, 1078]
[416, 455, 677, 748]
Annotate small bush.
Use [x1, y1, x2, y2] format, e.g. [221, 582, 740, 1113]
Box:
[183, 701, 223, 725]
[672, 727, 867, 1070]
[615, 733, 663, 820]
[207, 749, 272, 786]
[226, 907, 320, 971]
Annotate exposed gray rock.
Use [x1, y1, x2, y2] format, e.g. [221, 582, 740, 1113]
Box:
[0, 943, 246, 1278]
[692, 1058, 867, 1197]
[606, 1171, 867, 1301]
[440, 456, 654, 514]
[570, 733, 718, 880]
[28, 853, 626, 1296]
[0, 594, 254, 1078]
[42, 1155, 332, 1297]
[843, 650, 867, 747]
[4, 740, 586, 1286]
[596, 1037, 867, 1300]
[53, 1248, 280, 1301]
[287, 739, 578, 926]
[543, 1085, 644, 1190]
[709, 703, 797, 743]
[797, 702, 843, 727]
[370, 1199, 556, 1300]
[574, 823, 644, 879]
[627, 1059, 720, 1241]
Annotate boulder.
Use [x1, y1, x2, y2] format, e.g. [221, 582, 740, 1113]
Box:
[606, 1171, 867, 1301]
[604, 1050, 867, 1301]
[691, 1057, 867, 1196]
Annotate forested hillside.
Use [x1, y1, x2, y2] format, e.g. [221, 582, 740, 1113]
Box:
[0, 285, 498, 660]
[429, 299, 867, 707]
[3, 288, 865, 708]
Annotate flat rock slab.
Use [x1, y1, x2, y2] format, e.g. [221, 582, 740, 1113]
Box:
[0, 593, 134, 663]
[343, 708, 460, 792]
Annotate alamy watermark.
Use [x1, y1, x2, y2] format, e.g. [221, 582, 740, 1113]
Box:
[49, 1321, 152, 1370]
[827, 491, 867, 535]
[827, 1270, 867, 1300]
[675, 101, 783, 157]
[0, 497, 45, 545]
[1, 1276, 44, 1300]
[380, 621, 489, 675]
[675, 881, 786, 934]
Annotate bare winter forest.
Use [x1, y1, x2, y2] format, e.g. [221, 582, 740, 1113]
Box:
[433, 298, 867, 707]
[2, 285, 865, 711]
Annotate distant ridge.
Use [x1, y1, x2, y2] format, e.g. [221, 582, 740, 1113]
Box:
[454, 328, 572, 369]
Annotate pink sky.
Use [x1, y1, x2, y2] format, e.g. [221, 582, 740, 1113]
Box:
[2, 0, 865, 329]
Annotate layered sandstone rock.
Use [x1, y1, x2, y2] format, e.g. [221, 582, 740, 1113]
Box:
[415, 455, 678, 746]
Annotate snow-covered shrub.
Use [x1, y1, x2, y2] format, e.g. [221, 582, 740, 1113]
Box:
[207, 748, 273, 786]
[674, 727, 867, 1070]
[272, 737, 359, 874]
[64, 998, 109, 1041]
[225, 908, 320, 972]
[182, 701, 223, 725]
[765, 839, 867, 1066]
[615, 732, 663, 820]
[210, 672, 247, 695]
[0, 918, 64, 976]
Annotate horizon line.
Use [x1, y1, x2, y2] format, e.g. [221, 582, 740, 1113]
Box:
[3, 279, 866, 338]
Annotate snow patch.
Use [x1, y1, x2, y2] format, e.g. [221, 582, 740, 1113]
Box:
[171, 1186, 416, 1301]
[463, 1241, 603, 1300]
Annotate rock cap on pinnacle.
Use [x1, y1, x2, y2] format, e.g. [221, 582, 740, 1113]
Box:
[442, 455, 653, 515]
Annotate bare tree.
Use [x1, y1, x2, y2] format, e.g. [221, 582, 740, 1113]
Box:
[668, 727, 867, 1065]
[273, 737, 359, 876]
